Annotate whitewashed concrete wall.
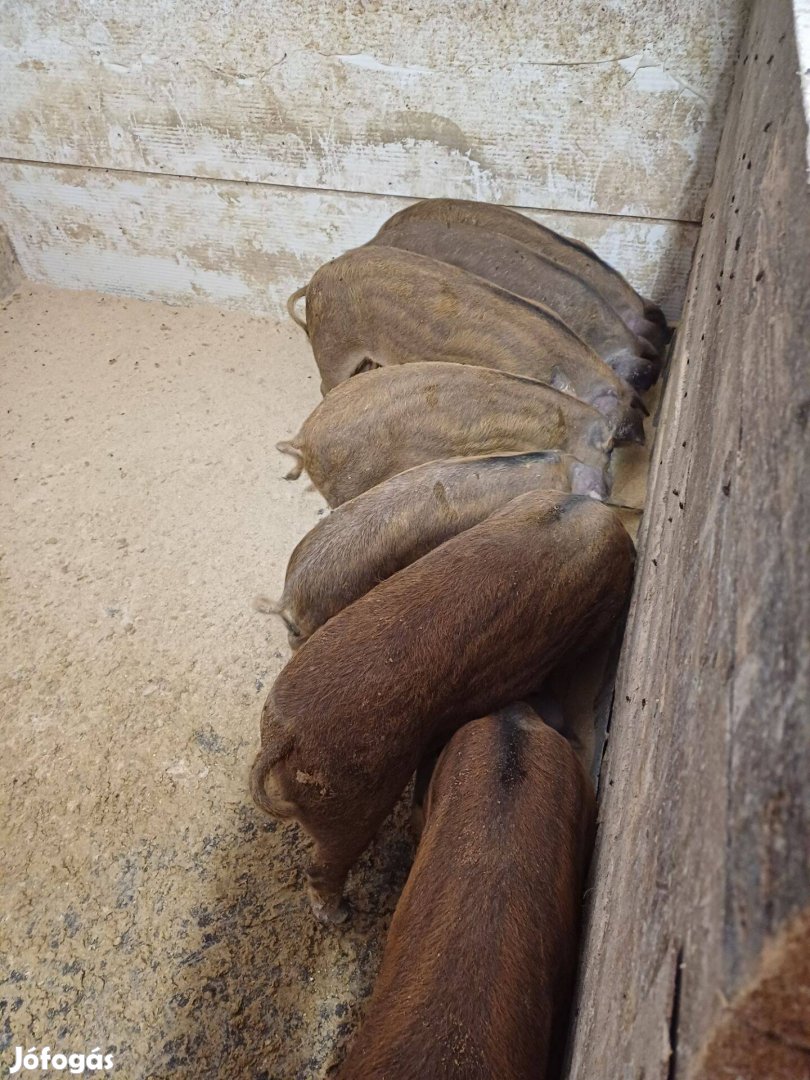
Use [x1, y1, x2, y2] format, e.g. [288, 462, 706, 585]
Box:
[0, 226, 21, 298]
[0, 1, 751, 318]
[793, 0, 810, 168]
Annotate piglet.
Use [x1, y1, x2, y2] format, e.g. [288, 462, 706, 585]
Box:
[260, 450, 607, 649]
[335, 704, 595, 1080]
[277, 362, 614, 507]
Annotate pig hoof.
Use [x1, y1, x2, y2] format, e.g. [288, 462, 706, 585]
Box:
[308, 890, 350, 926]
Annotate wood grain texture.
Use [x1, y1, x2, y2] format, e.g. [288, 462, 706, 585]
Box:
[0, 163, 698, 319]
[565, 0, 810, 1076]
[0, 0, 749, 221]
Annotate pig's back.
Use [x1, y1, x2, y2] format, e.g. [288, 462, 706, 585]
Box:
[298, 363, 607, 504]
[284, 451, 572, 629]
[370, 218, 635, 351]
[378, 198, 646, 318]
[335, 709, 595, 1080]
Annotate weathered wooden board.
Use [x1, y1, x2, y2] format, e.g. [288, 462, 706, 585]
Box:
[0, 163, 698, 319]
[565, 0, 810, 1076]
[0, 0, 749, 221]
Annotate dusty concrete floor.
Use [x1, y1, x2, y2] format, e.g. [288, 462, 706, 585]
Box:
[0, 285, 413, 1079]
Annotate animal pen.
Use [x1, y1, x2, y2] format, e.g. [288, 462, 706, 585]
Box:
[1, 1, 808, 1077]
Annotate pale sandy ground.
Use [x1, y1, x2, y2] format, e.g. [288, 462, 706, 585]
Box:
[0, 284, 412, 1079]
[0, 283, 657, 1079]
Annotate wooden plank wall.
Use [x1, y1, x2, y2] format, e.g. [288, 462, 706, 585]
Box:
[565, 0, 810, 1076]
[0, 1, 750, 317]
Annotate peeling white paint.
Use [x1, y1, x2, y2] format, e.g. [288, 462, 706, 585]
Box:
[793, 0, 810, 173]
[0, 0, 749, 221]
[0, 162, 697, 320]
[335, 53, 432, 77]
[0, 2, 749, 315]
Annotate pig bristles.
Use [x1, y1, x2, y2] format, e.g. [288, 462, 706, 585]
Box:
[276, 440, 304, 480]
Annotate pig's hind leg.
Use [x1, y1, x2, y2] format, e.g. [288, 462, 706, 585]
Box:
[305, 829, 372, 926]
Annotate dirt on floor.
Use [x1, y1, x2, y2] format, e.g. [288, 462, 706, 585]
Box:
[0, 284, 413, 1080]
[0, 283, 657, 1080]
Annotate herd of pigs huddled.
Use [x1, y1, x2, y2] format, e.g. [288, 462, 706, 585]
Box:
[251, 198, 670, 1078]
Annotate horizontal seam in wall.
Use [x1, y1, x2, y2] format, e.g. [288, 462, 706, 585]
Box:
[0, 155, 702, 230]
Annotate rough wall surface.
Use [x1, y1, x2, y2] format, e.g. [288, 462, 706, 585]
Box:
[0, 226, 22, 297]
[0, 165, 696, 321]
[0, 0, 749, 316]
[565, 0, 810, 1076]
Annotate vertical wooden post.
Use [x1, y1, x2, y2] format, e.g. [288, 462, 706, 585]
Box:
[565, 1, 810, 1076]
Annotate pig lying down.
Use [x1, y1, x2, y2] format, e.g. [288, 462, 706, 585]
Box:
[251, 490, 634, 923]
[366, 218, 661, 391]
[276, 362, 615, 507]
[296, 246, 647, 440]
[373, 196, 671, 351]
[259, 450, 608, 649]
[335, 705, 595, 1080]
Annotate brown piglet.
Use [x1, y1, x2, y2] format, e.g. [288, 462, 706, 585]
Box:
[250, 490, 633, 923]
[368, 218, 661, 390]
[335, 704, 596, 1080]
[300, 245, 646, 438]
[373, 197, 670, 350]
[260, 450, 608, 649]
[277, 362, 614, 507]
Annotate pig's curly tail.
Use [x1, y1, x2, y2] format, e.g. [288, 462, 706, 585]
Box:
[287, 286, 308, 333]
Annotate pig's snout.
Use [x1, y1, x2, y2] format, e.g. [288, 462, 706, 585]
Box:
[643, 300, 672, 343]
[570, 462, 610, 500]
[626, 313, 667, 353]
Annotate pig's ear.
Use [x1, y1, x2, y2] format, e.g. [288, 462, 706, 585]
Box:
[354, 357, 381, 376]
[570, 462, 608, 500]
[550, 365, 576, 396]
[588, 418, 614, 453]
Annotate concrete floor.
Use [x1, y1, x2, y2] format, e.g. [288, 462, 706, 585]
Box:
[0, 285, 413, 1079]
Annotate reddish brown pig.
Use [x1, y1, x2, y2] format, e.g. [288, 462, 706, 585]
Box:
[335, 704, 595, 1080]
[259, 450, 607, 648]
[298, 246, 647, 437]
[277, 362, 614, 507]
[374, 197, 670, 351]
[250, 490, 633, 923]
[367, 218, 661, 390]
